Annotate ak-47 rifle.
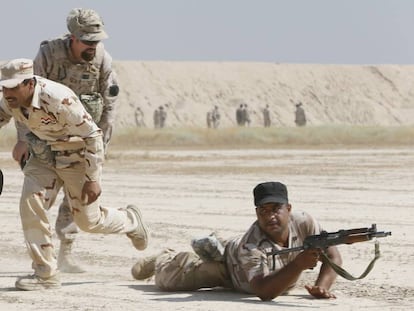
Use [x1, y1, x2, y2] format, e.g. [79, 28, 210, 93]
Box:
[266, 224, 391, 280]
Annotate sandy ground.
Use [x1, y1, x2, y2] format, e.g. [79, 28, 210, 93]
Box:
[0, 147, 413, 310]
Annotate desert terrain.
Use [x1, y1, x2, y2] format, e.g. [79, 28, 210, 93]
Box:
[0, 146, 413, 310]
[0, 62, 413, 310]
[111, 62, 414, 128]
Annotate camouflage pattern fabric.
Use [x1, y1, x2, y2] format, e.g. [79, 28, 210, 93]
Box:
[26, 132, 55, 166]
[80, 93, 104, 123]
[191, 232, 225, 262]
[33, 35, 118, 144]
[66, 8, 108, 41]
[224, 211, 322, 294]
[0, 76, 139, 279]
[154, 251, 232, 291]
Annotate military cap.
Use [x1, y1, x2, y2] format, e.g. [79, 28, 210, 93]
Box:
[0, 58, 34, 88]
[67, 8, 108, 41]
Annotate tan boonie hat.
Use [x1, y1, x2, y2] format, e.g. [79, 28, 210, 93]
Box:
[0, 58, 34, 88]
[67, 8, 108, 41]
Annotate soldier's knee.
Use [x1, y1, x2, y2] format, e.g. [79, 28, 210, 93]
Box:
[155, 251, 199, 291]
[155, 252, 230, 291]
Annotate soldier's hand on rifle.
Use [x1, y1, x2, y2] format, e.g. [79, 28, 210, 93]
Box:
[293, 249, 321, 270]
[81, 181, 101, 204]
[305, 284, 336, 299]
[13, 141, 29, 165]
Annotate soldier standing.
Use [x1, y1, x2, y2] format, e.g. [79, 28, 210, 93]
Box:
[206, 110, 212, 128]
[12, 8, 119, 273]
[236, 104, 243, 126]
[263, 104, 271, 127]
[0, 58, 149, 290]
[243, 104, 251, 127]
[159, 106, 167, 128]
[134, 106, 145, 127]
[211, 105, 221, 129]
[153, 107, 160, 128]
[295, 102, 307, 126]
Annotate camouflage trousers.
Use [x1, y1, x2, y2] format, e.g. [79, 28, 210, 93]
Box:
[154, 251, 233, 291]
[20, 157, 138, 279]
[55, 194, 79, 242]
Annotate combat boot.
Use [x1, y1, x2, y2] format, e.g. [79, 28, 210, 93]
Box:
[126, 205, 150, 250]
[15, 274, 61, 291]
[57, 240, 86, 273]
[131, 249, 172, 280]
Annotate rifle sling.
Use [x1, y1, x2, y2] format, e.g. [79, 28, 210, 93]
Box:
[320, 240, 381, 281]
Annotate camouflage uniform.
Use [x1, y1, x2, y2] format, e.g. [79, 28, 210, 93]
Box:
[31, 34, 118, 245]
[0, 75, 139, 280]
[15, 9, 119, 266]
[33, 34, 118, 145]
[153, 211, 321, 293]
[225, 210, 321, 293]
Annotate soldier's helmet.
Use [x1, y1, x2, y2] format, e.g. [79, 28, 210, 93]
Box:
[67, 8, 108, 41]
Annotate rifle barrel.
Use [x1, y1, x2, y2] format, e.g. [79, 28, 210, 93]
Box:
[372, 231, 392, 238]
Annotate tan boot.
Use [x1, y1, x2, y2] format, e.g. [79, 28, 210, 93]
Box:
[15, 274, 61, 291]
[131, 249, 172, 280]
[126, 205, 150, 250]
[57, 240, 86, 273]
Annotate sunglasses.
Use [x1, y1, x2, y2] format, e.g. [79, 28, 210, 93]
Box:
[80, 40, 100, 46]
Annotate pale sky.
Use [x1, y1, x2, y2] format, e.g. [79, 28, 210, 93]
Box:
[2, 0, 414, 64]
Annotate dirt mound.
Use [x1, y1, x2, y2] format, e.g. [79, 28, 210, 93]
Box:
[114, 61, 414, 128]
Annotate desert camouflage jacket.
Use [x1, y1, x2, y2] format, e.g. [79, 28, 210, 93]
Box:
[225, 211, 322, 293]
[32, 34, 118, 145]
[0, 76, 103, 182]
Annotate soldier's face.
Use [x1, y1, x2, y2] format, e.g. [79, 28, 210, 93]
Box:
[256, 202, 291, 238]
[2, 82, 33, 109]
[80, 40, 99, 61]
[73, 37, 99, 61]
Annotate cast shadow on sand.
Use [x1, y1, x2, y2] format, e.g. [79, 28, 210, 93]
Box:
[127, 284, 338, 308]
[0, 275, 100, 293]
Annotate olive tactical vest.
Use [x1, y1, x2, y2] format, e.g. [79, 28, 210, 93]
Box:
[39, 35, 105, 122]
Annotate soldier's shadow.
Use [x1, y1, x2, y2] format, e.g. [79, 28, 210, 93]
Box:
[127, 284, 320, 307]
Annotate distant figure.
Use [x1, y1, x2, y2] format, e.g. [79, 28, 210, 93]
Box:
[135, 106, 145, 127]
[242, 104, 251, 127]
[236, 104, 244, 126]
[211, 105, 221, 129]
[159, 106, 167, 128]
[295, 102, 307, 126]
[263, 104, 271, 127]
[206, 110, 212, 128]
[153, 107, 160, 128]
